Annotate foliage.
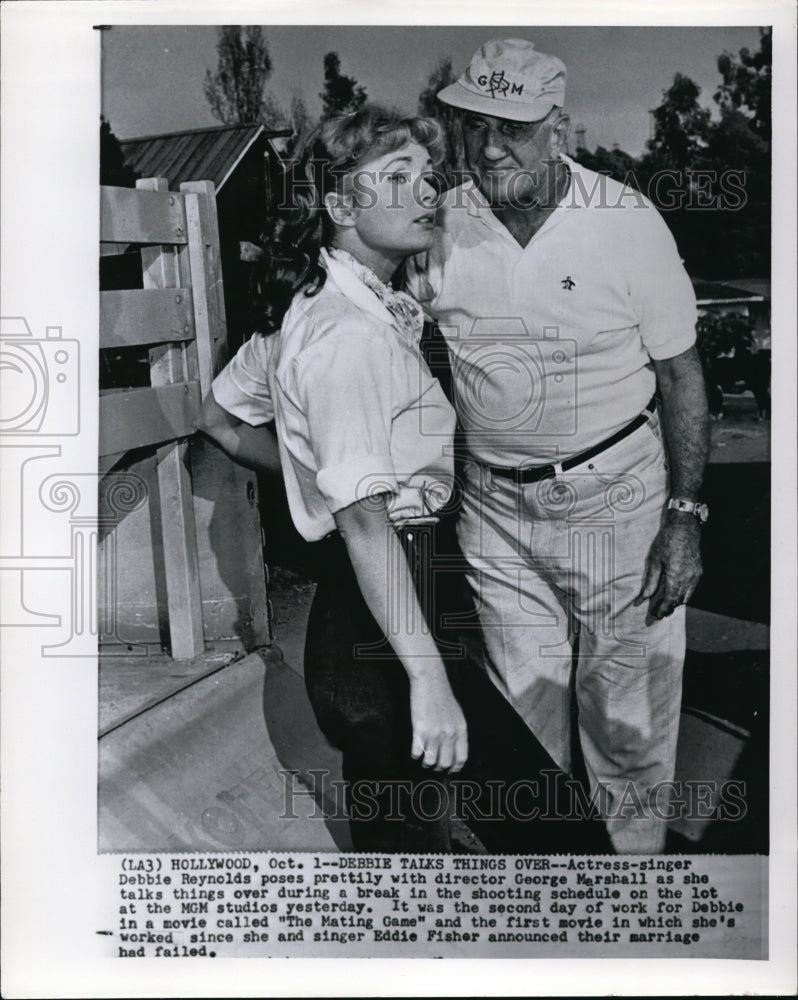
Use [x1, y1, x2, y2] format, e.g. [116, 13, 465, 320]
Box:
[630, 32, 771, 280]
[696, 310, 756, 367]
[571, 144, 637, 186]
[715, 27, 771, 143]
[203, 26, 285, 126]
[100, 117, 138, 187]
[319, 52, 367, 118]
[640, 73, 712, 175]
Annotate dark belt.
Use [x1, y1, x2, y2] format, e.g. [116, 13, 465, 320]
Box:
[488, 397, 657, 485]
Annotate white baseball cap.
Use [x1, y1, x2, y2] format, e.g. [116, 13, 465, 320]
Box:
[438, 38, 566, 122]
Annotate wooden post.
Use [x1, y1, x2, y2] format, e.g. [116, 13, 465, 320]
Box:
[180, 181, 228, 396]
[136, 177, 204, 660]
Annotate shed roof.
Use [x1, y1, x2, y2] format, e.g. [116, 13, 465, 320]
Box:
[715, 277, 771, 300]
[120, 124, 290, 193]
[691, 278, 765, 306]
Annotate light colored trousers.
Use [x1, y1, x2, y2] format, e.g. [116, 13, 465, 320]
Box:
[458, 415, 685, 854]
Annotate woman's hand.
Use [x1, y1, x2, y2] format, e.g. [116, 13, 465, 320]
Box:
[409, 669, 469, 772]
[386, 483, 449, 524]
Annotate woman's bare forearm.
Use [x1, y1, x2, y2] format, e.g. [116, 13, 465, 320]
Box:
[334, 497, 468, 771]
[196, 389, 282, 474]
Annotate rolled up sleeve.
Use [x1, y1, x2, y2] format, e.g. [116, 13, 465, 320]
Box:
[211, 333, 277, 425]
[297, 332, 399, 514]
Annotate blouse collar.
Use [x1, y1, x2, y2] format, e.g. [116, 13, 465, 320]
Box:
[321, 247, 424, 344]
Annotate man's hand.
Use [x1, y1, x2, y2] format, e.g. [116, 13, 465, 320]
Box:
[409, 670, 469, 772]
[635, 515, 702, 620]
[640, 346, 709, 620]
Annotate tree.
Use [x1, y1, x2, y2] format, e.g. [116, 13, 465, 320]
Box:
[100, 117, 138, 187]
[715, 27, 771, 143]
[572, 144, 637, 186]
[418, 56, 461, 187]
[203, 26, 285, 126]
[639, 73, 712, 176]
[319, 52, 367, 118]
[693, 107, 770, 277]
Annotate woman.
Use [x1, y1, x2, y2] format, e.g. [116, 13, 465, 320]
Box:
[199, 106, 609, 853]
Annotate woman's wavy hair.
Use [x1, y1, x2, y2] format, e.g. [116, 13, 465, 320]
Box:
[255, 105, 446, 331]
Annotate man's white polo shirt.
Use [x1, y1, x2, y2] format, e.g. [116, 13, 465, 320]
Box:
[407, 157, 697, 467]
[212, 249, 455, 542]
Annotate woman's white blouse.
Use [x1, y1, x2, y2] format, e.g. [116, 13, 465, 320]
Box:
[211, 249, 456, 542]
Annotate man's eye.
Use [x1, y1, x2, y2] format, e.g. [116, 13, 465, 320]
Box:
[464, 118, 487, 131]
[500, 124, 524, 138]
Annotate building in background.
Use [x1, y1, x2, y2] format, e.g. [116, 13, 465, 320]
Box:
[120, 123, 291, 353]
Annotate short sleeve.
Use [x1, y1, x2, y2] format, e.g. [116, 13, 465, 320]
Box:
[627, 205, 698, 360]
[296, 331, 399, 514]
[211, 333, 277, 425]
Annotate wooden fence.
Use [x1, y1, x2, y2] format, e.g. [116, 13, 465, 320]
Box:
[99, 178, 268, 661]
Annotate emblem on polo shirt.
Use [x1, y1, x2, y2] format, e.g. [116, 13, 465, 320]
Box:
[561, 276, 575, 290]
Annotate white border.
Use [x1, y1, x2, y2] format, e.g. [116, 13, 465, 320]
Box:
[1, 1, 795, 996]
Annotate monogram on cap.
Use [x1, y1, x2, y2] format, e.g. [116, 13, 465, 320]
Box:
[438, 38, 567, 123]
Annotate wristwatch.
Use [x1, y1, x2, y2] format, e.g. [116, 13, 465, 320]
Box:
[668, 497, 709, 523]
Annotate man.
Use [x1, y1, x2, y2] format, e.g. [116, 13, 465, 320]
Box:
[407, 38, 710, 853]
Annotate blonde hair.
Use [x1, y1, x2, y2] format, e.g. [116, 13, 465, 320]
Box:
[256, 105, 445, 329]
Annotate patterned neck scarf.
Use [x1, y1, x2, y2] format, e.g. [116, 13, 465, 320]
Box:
[326, 247, 424, 343]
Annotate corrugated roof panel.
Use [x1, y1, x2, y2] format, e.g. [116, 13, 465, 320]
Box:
[120, 125, 272, 191]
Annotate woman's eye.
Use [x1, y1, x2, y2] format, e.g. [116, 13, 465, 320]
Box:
[388, 173, 409, 184]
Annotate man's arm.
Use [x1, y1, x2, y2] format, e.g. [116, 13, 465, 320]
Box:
[636, 344, 710, 619]
[195, 388, 281, 475]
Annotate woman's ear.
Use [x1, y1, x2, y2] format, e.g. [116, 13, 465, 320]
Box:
[324, 191, 357, 228]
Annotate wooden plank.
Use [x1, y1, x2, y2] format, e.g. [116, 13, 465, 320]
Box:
[99, 382, 201, 456]
[156, 439, 205, 659]
[181, 182, 228, 395]
[98, 649, 342, 853]
[101, 242, 132, 257]
[137, 178, 191, 386]
[97, 649, 237, 736]
[100, 289, 195, 349]
[135, 177, 204, 659]
[190, 434, 270, 647]
[101, 185, 187, 245]
[138, 181, 201, 656]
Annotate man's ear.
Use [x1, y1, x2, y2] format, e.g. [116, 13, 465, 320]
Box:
[324, 191, 357, 228]
[550, 112, 571, 156]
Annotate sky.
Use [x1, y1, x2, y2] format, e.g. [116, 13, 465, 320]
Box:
[101, 24, 765, 156]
